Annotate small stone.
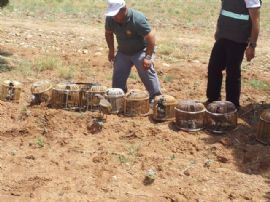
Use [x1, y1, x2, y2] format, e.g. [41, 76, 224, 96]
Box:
[184, 170, 190, 176]
[217, 156, 229, 163]
[82, 49, 88, 54]
[162, 63, 170, 67]
[94, 52, 102, 56]
[192, 60, 200, 64]
[26, 34, 33, 39]
[25, 155, 36, 160]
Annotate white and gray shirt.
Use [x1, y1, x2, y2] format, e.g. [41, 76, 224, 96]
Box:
[245, 0, 261, 8]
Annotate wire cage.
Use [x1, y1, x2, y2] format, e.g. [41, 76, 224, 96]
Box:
[84, 85, 107, 111]
[0, 80, 22, 102]
[175, 100, 205, 132]
[256, 109, 270, 144]
[76, 82, 100, 110]
[124, 90, 149, 116]
[205, 101, 238, 134]
[105, 88, 125, 114]
[51, 82, 81, 110]
[153, 95, 177, 121]
[31, 80, 53, 105]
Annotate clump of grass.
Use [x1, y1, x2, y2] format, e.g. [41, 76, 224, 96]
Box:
[12, 55, 76, 80]
[33, 56, 62, 73]
[127, 144, 139, 156]
[158, 43, 176, 56]
[129, 73, 138, 80]
[170, 154, 176, 160]
[14, 60, 34, 77]
[118, 154, 128, 164]
[32, 55, 75, 79]
[36, 136, 45, 148]
[163, 75, 174, 83]
[106, 75, 112, 80]
[18, 106, 30, 120]
[117, 144, 140, 164]
[248, 79, 270, 90]
[57, 65, 75, 80]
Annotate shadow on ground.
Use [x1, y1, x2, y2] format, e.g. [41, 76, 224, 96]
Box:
[201, 102, 270, 200]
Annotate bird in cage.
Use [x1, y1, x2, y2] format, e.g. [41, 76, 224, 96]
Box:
[86, 95, 112, 134]
[6, 82, 15, 101]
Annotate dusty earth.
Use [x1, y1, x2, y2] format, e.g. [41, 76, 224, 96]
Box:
[0, 12, 270, 202]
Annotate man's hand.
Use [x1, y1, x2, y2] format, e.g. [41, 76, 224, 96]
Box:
[143, 58, 152, 70]
[246, 7, 260, 62]
[108, 49, 115, 62]
[246, 46, 255, 62]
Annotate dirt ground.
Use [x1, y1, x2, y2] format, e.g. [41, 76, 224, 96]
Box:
[0, 14, 270, 202]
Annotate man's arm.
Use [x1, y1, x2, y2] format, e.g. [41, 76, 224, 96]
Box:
[144, 30, 155, 58]
[246, 7, 260, 62]
[105, 29, 115, 62]
[143, 30, 156, 70]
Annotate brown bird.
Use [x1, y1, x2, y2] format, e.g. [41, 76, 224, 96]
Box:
[96, 94, 112, 118]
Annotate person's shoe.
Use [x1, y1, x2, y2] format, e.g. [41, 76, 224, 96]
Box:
[203, 97, 222, 107]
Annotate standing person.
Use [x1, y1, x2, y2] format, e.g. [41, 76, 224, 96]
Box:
[105, 0, 161, 103]
[206, 0, 261, 109]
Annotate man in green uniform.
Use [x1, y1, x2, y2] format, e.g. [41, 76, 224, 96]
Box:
[105, 0, 161, 102]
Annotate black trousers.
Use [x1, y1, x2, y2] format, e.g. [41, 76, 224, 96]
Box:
[206, 38, 247, 107]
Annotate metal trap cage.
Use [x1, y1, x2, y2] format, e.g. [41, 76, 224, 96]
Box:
[124, 90, 149, 116]
[105, 88, 125, 114]
[256, 109, 270, 144]
[0, 80, 22, 102]
[175, 100, 205, 132]
[205, 101, 238, 134]
[153, 95, 177, 121]
[75, 82, 100, 110]
[51, 82, 81, 110]
[83, 85, 107, 111]
[31, 80, 53, 105]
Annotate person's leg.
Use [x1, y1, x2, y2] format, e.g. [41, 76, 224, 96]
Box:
[131, 50, 161, 101]
[225, 40, 247, 108]
[112, 52, 133, 93]
[206, 39, 227, 102]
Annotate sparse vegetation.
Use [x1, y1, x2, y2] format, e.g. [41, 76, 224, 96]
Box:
[118, 154, 128, 164]
[13, 55, 75, 79]
[36, 136, 45, 148]
[18, 106, 30, 120]
[57, 65, 75, 80]
[244, 79, 270, 91]
[129, 72, 138, 80]
[163, 75, 174, 83]
[33, 56, 62, 73]
[118, 144, 140, 164]
[14, 60, 34, 77]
